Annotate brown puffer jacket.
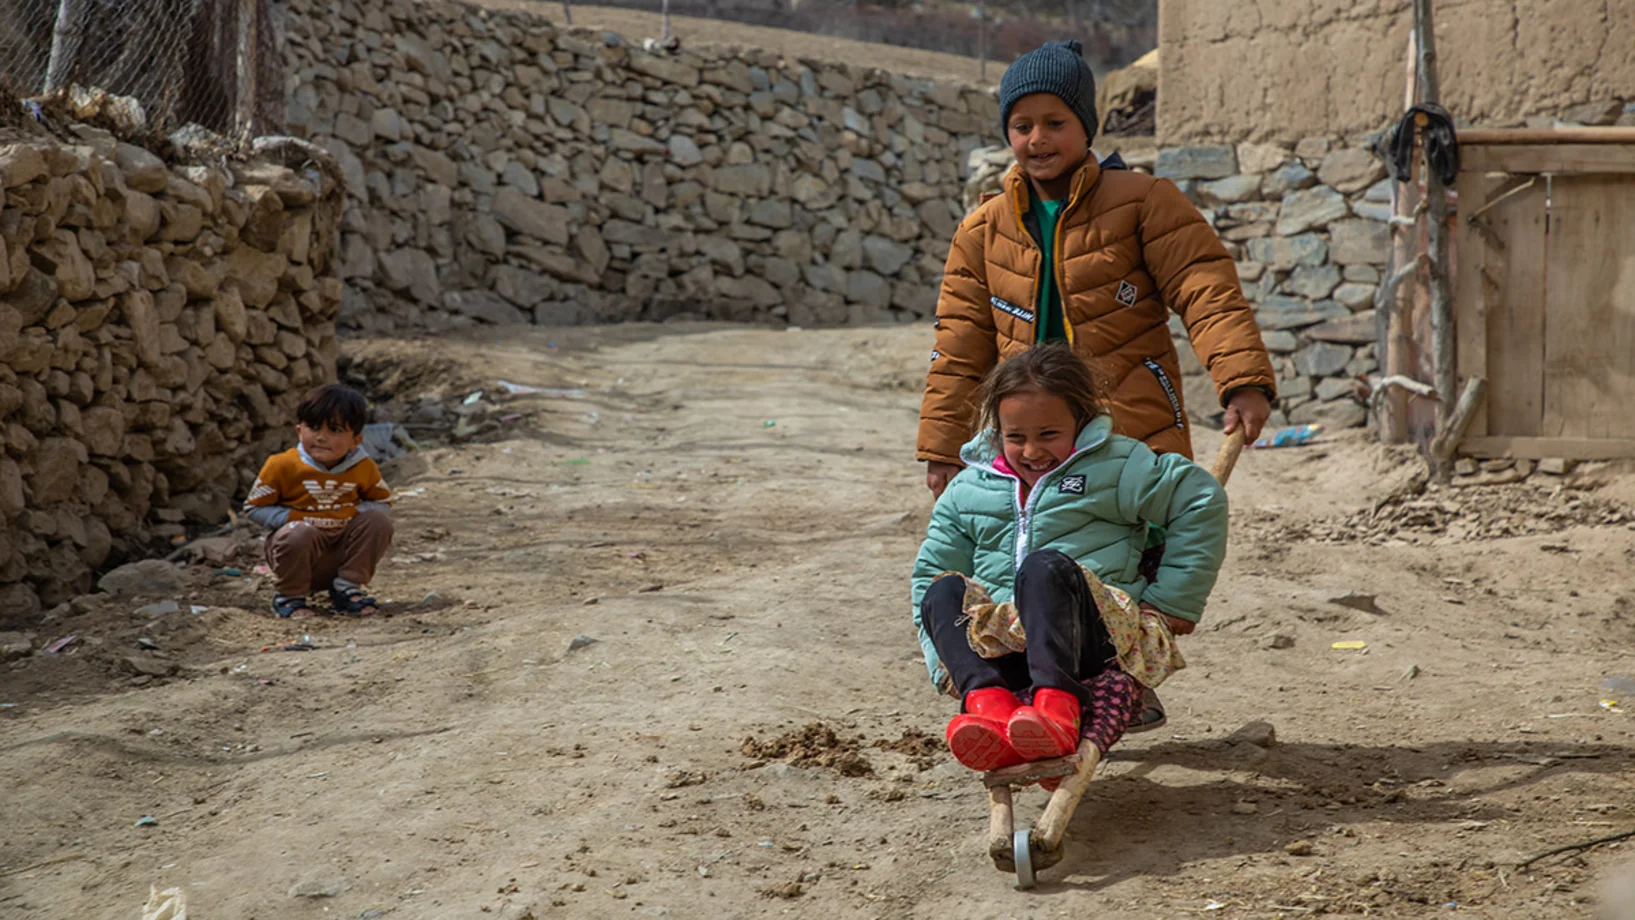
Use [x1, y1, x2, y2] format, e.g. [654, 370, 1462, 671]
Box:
[917, 157, 1278, 463]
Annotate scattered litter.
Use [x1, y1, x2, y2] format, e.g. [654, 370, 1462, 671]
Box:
[135, 815, 158, 828]
[261, 641, 318, 653]
[1331, 641, 1368, 650]
[136, 637, 159, 650]
[252, 565, 272, 576]
[44, 635, 80, 654]
[1252, 424, 1323, 449]
[500, 413, 524, 423]
[762, 420, 776, 428]
[567, 635, 600, 653]
[189, 605, 208, 615]
[141, 884, 187, 920]
[462, 390, 484, 405]
[1601, 699, 1624, 713]
[214, 567, 243, 577]
[497, 380, 587, 398]
[561, 458, 591, 466]
[1203, 902, 1228, 912]
[135, 600, 180, 617]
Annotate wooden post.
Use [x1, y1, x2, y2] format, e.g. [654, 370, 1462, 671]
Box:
[1429, 376, 1486, 469]
[43, 0, 91, 94]
[561, 0, 572, 25]
[661, 0, 671, 44]
[235, 0, 258, 142]
[1414, 0, 1457, 479]
[978, 3, 988, 84]
[1381, 31, 1419, 444]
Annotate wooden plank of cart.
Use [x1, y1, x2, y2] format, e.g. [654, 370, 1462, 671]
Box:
[981, 428, 1246, 889]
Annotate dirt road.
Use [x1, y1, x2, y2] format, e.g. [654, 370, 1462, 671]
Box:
[3, 324, 1634, 919]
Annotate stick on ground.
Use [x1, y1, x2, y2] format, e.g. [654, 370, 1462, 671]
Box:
[1515, 828, 1635, 869]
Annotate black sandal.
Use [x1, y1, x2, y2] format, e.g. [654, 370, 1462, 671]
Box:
[272, 594, 316, 618]
[329, 586, 380, 616]
[1126, 686, 1168, 733]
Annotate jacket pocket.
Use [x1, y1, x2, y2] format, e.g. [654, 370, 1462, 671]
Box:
[1142, 358, 1186, 429]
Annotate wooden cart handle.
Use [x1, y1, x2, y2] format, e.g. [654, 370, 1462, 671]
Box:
[1209, 428, 1246, 486]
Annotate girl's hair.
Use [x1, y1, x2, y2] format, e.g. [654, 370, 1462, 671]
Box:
[975, 345, 1106, 438]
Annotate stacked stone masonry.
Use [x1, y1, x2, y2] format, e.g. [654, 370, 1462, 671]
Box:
[283, 0, 1000, 332]
[969, 135, 1392, 430]
[1161, 137, 1389, 431]
[0, 129, 345, 615]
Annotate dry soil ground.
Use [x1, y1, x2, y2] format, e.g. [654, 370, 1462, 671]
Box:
[4, 323, 1635, 920]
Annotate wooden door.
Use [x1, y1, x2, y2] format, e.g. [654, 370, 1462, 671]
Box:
[1541, 176, 1635, 441]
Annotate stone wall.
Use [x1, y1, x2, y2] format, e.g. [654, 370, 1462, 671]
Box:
[281, 0, 999, 332]
[0, 129, 344, 615]
[968, 136, 1391, 430]
[1159, 0, 1635, 144]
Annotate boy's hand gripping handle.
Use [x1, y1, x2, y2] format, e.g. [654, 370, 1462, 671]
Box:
[1209, 428, 1246, 486]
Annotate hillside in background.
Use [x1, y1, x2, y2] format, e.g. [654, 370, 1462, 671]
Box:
[545, 0, 1156, 76]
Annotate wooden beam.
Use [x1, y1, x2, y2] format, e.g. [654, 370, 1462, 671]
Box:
[1462, 144, 1635, 175]
[1461, 437, 1635, 461]
[1430, 376, 1486, 479]
[1380, 30, 1420, 445]
[1458, 127, 1635, 145]
[1413, 0, 1455, 454]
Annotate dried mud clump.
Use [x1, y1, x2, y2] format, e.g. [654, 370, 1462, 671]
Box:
[873, 728, 945, 770]
[741, 722, 873, 777]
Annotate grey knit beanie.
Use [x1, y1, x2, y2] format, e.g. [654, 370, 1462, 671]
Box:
[998, 40, 1098, 143]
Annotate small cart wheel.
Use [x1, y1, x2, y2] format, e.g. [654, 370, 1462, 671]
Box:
[1013, 828, 1036, 889]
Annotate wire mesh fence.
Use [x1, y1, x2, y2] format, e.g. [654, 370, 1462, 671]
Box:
[0, 0, 285, 140]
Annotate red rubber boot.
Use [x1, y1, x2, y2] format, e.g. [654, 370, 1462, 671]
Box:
[945, 688, 1025, 771]
[1006, 688, 1081, 762]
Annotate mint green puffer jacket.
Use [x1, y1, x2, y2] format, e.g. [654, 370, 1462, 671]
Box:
[910, 414, 1228, 689]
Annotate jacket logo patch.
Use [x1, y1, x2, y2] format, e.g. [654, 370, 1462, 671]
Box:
[1116, 280, 1138, 306]
[1058, 474, 1087, 495]
[989, 296, 1035, 323]
[1143, 358, 1187, 429]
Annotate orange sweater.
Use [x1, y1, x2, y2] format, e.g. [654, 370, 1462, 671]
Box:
[245, 447, 392, 531]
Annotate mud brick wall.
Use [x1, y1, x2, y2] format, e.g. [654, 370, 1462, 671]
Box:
[1159, 0, 1635, 143]
[0, 130, 345, 615]
[282, 0, 998, 332]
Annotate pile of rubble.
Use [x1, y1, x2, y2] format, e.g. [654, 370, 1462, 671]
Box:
[1268, 459, 1632, 546]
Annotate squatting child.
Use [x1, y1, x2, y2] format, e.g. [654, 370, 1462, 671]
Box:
[911, 346, 1226, 775]
[918, 39, 1277, 728]
[244, 383, 394, 618]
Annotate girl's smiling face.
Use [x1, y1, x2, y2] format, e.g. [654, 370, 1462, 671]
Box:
[997, 389, 1079, 489]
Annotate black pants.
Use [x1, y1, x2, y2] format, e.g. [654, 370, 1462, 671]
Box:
[923, 549, 1117, 712]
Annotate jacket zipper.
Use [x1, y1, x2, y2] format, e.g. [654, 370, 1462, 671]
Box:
[992, 445, 1093, 572]
[1009, 168, 1089, 347]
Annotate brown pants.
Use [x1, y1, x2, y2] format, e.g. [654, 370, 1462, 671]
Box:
[266, 509, 393, 597]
